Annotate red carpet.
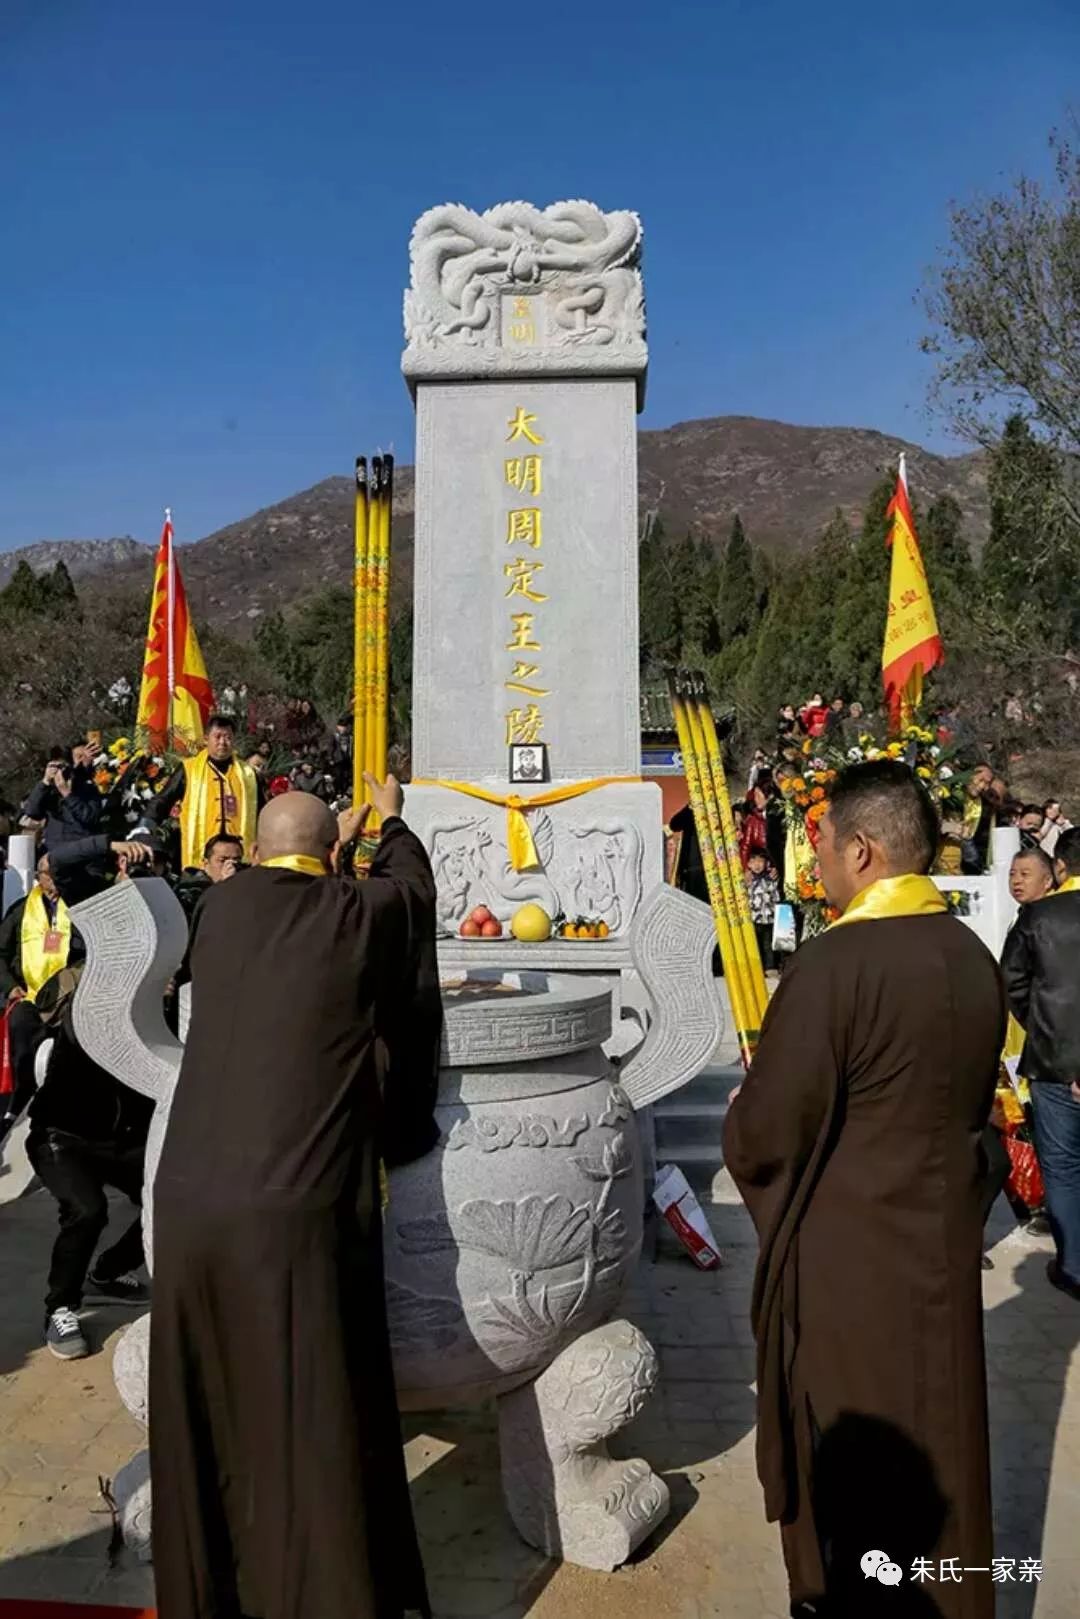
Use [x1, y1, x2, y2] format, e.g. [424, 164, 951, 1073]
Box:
[0, 1604, 154, 1617]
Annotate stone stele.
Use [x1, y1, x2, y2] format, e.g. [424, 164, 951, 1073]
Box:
[402, 199, 659, 973]
[70, 874, 722, 1572]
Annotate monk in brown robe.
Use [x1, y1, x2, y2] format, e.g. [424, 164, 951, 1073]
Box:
[150, 779, 441, 1619]
[724, 760, 1004, 1619]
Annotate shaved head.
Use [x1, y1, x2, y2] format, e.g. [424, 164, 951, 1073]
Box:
[255, 792, 338, 864]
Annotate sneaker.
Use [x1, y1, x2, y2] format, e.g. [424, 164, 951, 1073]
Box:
[45, 1307, 89, 1360]
[1025, 1214, 1052, 1237]
[981, 1254, 994, 1270]
[86, 1269, 150, 1306]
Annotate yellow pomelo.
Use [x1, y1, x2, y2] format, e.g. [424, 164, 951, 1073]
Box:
[511, 903, 552, 942]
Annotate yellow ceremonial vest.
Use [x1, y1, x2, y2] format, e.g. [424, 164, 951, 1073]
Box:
[180, 751, 258, 869]
[20, 887, 72, 1003]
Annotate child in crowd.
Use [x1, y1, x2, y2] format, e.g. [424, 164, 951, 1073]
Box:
[745, 846, 779, 970]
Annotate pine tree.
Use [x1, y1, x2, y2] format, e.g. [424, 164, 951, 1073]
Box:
[981, 413, 1080, 643]
[39, 560, 82, 618]
[0, 560, 47, 620]
[638, 519, 680, 670]
[716, 514, 757, 645]
[829, 479, 893, 704]
[919, 493, 974, 645]
[389, 610, 413, 749]
[672, 532, 719, 657]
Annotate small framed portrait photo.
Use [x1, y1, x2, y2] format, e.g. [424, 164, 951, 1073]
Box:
[509, 742, 548, 784]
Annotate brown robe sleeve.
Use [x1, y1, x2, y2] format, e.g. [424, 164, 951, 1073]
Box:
[365, 817, 442, 1167]
[723, 938, 848, 1520]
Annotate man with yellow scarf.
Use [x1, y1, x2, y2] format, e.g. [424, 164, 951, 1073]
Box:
[138, 713, 260, 869]
[0, 852, 81, 1134]
[724, 759, 1004, 1619]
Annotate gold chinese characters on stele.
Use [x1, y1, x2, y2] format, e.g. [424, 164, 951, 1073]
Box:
[504, 406, 551, 753]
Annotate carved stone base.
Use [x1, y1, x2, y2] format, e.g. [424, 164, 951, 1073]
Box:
[496, 1319, 669, 1570]
[404, 782, 663, 944]
[113, 1448, 153, 1561]
[114, 1311, 150, 1426]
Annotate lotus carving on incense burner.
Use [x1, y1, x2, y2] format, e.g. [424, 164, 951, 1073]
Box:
[70, 877, 721, 1571]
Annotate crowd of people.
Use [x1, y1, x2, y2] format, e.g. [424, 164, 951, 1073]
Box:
[4, 697, 1080, 1617]
[669, 689, 1075, 970]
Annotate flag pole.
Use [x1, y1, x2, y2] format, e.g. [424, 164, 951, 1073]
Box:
[165, 507, 175, 754]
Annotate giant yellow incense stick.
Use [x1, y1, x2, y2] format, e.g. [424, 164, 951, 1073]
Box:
[669, 671, 767, 1063]
[373, 453, 392, 782]
[363, 457, 382, 787]
[696, 695, 769, 1028]
[352, 457, 369, 811]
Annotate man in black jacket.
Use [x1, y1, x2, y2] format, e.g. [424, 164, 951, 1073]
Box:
[22, 748, 102, 850]
[1002, 825, 1080, 1300]
[6, 834, 156, 1359]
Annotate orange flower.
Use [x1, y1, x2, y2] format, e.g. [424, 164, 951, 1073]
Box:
[810, 785, 825, 802]
[792, 777, 807, 793]
[807, 800, 828, 825]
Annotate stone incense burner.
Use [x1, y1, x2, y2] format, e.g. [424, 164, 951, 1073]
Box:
[70, 876, 720, 1571]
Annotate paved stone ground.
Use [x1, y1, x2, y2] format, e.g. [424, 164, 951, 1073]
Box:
[2, 1178, 1079, 1617]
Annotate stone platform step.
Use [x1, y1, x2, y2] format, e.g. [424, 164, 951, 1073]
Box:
[652, 1062, 740, 1203]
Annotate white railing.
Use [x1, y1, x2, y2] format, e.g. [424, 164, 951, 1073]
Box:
[932, 825, 1019, 959]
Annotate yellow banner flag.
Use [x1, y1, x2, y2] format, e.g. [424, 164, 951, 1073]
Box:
[136, 512, 215, 753]
[881, 459, 943, 723]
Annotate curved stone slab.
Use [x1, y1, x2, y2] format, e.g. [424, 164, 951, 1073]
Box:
[70, 878, 186, 1104]
[441, 974, 612, 1067]
[618, 884, 723, 1110]
[70, 878, 186, 1272]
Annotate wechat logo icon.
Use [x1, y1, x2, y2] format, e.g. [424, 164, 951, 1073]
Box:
[862, 1550, 904, 1586]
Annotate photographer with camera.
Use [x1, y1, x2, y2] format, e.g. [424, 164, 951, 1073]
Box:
[22, 745, 102, 851]
[1, 833, 156, 1359]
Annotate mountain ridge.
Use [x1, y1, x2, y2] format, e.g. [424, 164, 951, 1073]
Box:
[1, 415, 989, 631]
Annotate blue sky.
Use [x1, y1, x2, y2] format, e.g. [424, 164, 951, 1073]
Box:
[1, 0, 1076, 548]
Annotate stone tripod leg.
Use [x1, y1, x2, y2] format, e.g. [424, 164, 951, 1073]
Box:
[496, 1319, 669, 1572]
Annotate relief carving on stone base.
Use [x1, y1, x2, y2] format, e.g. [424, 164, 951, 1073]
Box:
[404, 200, 645, 355]
[427, 811, 643, 936]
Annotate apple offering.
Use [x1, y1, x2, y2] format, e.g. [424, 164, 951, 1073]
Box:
[459, 905, 503, 940]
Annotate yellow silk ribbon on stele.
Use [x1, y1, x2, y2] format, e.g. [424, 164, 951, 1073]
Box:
[259, 854, 329, 877]
[830, 873, 947, 928]
[413, 778, 640, 871]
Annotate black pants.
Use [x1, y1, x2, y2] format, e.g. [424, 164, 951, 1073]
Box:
[6, 999, 48, 1118]
[755, 921, 776, 971]
[25, 1128, 145, 1315]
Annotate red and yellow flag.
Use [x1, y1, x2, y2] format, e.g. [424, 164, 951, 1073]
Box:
[136, 512, 214, 753]
[882, 457, 943, 727]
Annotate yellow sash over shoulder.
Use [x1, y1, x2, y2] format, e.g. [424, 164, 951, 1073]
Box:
[830, 873, 947, 928]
